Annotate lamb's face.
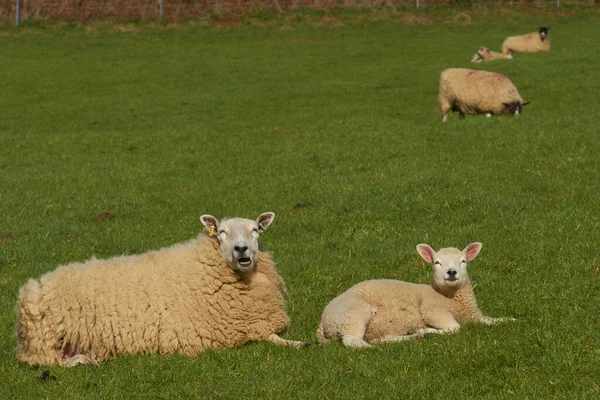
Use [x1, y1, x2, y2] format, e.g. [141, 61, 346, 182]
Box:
[471, 47, 488, 63]
[431, 248, 469, 289]
[201, 213, 275, 272]
[416, 243, 483, 292]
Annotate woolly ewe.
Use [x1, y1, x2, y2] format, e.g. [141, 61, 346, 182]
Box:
[17, 212, 306, 366]
[502, 27, 550, 54]
[438, 68, 529, 121]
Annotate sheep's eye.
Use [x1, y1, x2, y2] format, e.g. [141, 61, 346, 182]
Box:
[461, 260, 466, 264]
[434, 261, 441, 266]
[252, 228, 259, 233]
[218, 230, 226, 235]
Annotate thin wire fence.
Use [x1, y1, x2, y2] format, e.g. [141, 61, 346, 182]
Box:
[1, 0, 596, 25]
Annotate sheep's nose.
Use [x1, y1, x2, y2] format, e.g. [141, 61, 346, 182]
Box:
[234, 245, 248, 254]
[447, 269, 457, 277]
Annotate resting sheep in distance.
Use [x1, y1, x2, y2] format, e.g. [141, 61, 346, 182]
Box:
[502, 27, 550, 54]
[17, 212, 307, 366]
[471, 46, 513, 63]
[316, 243, 514, 348]
[438, 68, 530, 122]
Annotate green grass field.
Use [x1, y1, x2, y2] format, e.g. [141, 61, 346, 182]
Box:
[1, 7, 600, 398]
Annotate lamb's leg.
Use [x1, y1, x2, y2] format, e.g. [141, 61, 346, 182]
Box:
[267, 333, 310, 348]
[370, 327, 443, 343]
[479, 316, 516, 325]
[423, 311, 461, 334]
[321, 292, 373, 348]
[370, 333, 419, 343]
[459, 112, 466, 120]
[62, 354, 99, 367]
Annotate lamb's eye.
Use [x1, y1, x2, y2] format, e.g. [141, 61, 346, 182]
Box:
[218, 230, 226, 235]
[461, 260, 466, 264]
[252, 228, 259, 233]
[434, 261, 441, 266]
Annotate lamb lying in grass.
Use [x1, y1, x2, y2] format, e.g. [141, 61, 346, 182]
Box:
[471, 46, 513, 63]
[438, 68, 530, 121]
[502, 27, 550, 54]
[316, 242, 514, 348]
[17, 212, 307, 366]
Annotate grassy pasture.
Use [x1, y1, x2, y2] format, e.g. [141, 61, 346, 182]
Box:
[1, 8, 600, 398]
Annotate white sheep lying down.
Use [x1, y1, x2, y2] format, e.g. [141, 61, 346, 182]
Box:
[471, 46, 513, 63]
[17, 212, 306, 366]
[502, 27, 550, 54]
[438, 68, 529, 121]
[317, 243, 514, 348]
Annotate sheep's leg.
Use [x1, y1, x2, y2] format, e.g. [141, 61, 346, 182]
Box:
[459, 112, 466, 120]
[267, 333, 310, 348]
[479, 316, 516, 325]
[439, 99, 451, 122]
[371, 327, 444, 343]
[370, 334, 419, 343]
[423, 311, 461, 334]
[62, 354, 99, 367]
[320, 292, 373, 348]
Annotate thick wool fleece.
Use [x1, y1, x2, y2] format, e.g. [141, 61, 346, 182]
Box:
[317, 278, 483, 343]
[502, 32, 550, 54]
[438, 68, 524, 116]
[17, 235, 290, 366]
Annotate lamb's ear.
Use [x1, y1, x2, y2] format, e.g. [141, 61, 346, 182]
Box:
[463, 242, 483, 262]
[256, 212, 275, 233]
[200, 215, 219, 237]
[502, 102, 510, 109]
[523, 101, 530, 106]
[416, 244, 436, 264]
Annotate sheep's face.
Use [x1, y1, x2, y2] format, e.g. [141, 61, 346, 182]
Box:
[539, 27, 550, 41]
[200, 212, 275, 272]
[416, 243, 482, 293]
[471, 47, 488, 63]
[503, 101, 530, 116]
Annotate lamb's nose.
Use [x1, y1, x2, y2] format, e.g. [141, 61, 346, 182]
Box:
[447, 269, 457, 277]
[234, 245, 248, 254]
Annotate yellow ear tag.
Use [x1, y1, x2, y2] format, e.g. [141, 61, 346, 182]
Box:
[209, 225, 216, 237]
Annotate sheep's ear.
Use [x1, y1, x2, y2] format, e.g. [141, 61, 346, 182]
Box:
[463, 242, 483, 262]
[416, 244, 436, 264]
[502, 102, 510, 109]
[200, 215, 219, 237]
[523, 101, 530, 106]
[256, 212, 275, 233]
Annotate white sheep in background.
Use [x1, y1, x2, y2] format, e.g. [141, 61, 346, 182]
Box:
[17, 212, 307, 366]
[438, 68, 530, 121]
[317, 242, 515, 348]
[471, 46, 513, 63]
[502, 27, 550, 54]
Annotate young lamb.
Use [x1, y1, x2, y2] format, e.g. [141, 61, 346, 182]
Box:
[438, 68, 530, 122]
[502, 27, 550, 54]
[471, 46, 513, 63]
[316, 242, 514, 348]
[17, 212, 307, 366]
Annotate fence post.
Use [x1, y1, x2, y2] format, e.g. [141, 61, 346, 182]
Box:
[159, 0, 163, 18]
[416, 0, 419, 8]
[556, 0, 560, 7]
[15, 0, 19, 26]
